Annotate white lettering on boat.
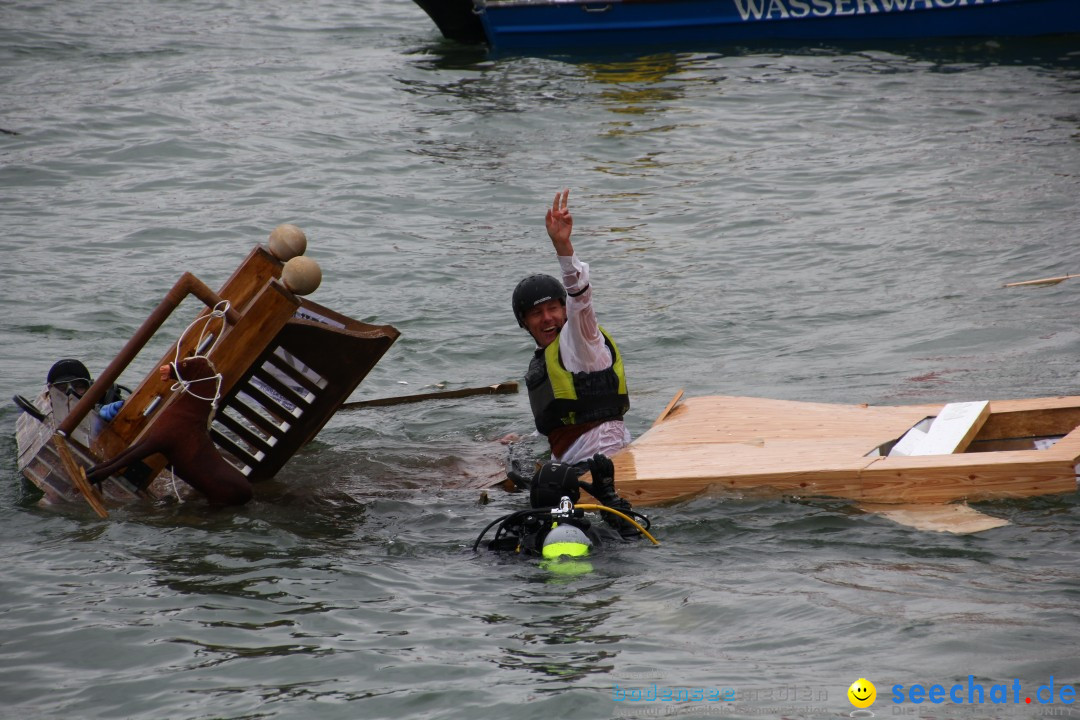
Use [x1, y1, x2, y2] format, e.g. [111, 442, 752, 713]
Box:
[731, 0, 998, 21]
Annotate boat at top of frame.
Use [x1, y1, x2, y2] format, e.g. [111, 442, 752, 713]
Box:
[13, 226, 399, 515]
[411, 0, 1080, 53]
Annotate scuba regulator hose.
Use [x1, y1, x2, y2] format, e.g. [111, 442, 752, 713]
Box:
[574, 504, 659, 545]
[472, 503, 659, 552]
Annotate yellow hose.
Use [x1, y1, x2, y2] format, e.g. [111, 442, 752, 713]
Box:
[574, 504, 659, 545]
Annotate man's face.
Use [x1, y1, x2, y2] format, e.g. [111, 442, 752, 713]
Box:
[523, 299, 567, 349]
[52, 378, 90, 398]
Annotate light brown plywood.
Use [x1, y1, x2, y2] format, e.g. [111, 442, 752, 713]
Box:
[609, 395, 1080, 516]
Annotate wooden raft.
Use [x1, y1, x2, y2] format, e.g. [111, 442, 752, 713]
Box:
[593, 394, 1080, 531]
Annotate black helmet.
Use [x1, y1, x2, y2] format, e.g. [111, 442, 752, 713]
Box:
[512, 274, 566, 328]
[47, 359, 91, 385]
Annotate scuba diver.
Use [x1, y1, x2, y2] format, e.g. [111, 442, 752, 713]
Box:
[12, 358, 127, 423]
[475, 453, 656, 560]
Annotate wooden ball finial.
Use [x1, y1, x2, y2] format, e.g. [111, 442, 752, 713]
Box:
[268, 224, 307, 261]
[282, 256, 322, 296]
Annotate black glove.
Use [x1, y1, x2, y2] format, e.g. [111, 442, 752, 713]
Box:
[585, 453, 639, 538]
[586, 453, 616, 501]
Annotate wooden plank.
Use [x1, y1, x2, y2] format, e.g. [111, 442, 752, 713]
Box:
[25, 442, 82, 505]
[642, 395, 939, 446]
[1004, 273, 1080, 288]
[52, 434, 108, 518]
[240, 380, 298, 420]
[213, 411, 274, 453]
[225, 399, 290, 438]
[652, 388, 684, 427]
[15, 396, 53, 468]
[208, 429, 260, 469]
[252, 365, 312, 409]
[977, 404, 1080, 441]
[862, 453, 1077, 504]
[264, 350, 326, 395]
[614, 437, 1078, 506]
[858, 503, 1010, 533]
[340, 382, 518, 410]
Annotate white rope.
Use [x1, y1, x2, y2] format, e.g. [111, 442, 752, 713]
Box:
[169, 464, 182, 502]
[173, 299, 229, 363]
[170, 371, 223, 409]
[163, 303, 230, 503]
[169, 300, 230, 409]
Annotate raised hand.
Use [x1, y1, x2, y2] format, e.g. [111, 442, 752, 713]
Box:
[545, 188, 574, 256]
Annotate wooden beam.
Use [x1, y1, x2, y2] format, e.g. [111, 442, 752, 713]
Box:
[53, 434, 108, 518]
[1004, 273, 1080, 288]
[339, 382, 518, 410]
[652, 389, 684, 427]
[858, 503, 1009, 534]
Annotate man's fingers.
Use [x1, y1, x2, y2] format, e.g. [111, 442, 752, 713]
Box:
[552, 188, 570, 213]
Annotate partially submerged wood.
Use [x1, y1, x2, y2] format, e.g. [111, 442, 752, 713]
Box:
[52, 434, 108, 518]
[858, 503, 1010, 534]
[603, 394, 1080, 532]
[340, 381, 518, 410]
[1003, 273, 1080, 288]
[16, 237, 399, 511]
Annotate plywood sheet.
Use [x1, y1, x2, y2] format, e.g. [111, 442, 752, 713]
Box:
[858, 503, 1010, 534]
[611, 394, 1080, 507]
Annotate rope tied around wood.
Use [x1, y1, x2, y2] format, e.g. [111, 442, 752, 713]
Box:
[169, 300, 230, 409]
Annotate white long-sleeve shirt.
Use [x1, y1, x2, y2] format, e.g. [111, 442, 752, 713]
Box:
[548, 253, 631, 465]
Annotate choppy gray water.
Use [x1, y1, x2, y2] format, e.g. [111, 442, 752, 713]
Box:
[2, 2, 1079, 719]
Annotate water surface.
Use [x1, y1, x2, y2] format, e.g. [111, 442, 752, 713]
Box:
[2, 2, 1079, 719]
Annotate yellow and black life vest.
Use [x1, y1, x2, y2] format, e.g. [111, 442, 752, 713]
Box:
[525, 327, 629, 437]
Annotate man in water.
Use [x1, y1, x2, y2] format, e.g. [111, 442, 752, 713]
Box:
[510, 189, 637, 535]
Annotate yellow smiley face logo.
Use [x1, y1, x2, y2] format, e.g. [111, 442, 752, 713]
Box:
[847, 678, 876, 708]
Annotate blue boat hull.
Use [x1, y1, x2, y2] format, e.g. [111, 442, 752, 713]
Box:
[475, 0, 1080, 52]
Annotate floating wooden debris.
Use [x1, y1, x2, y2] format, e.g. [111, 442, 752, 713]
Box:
[578, 394, 1080, 534]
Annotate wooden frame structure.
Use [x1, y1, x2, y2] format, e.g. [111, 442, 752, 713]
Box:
[587, 393, 1080, 532]
[16, 242, 399, 514]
